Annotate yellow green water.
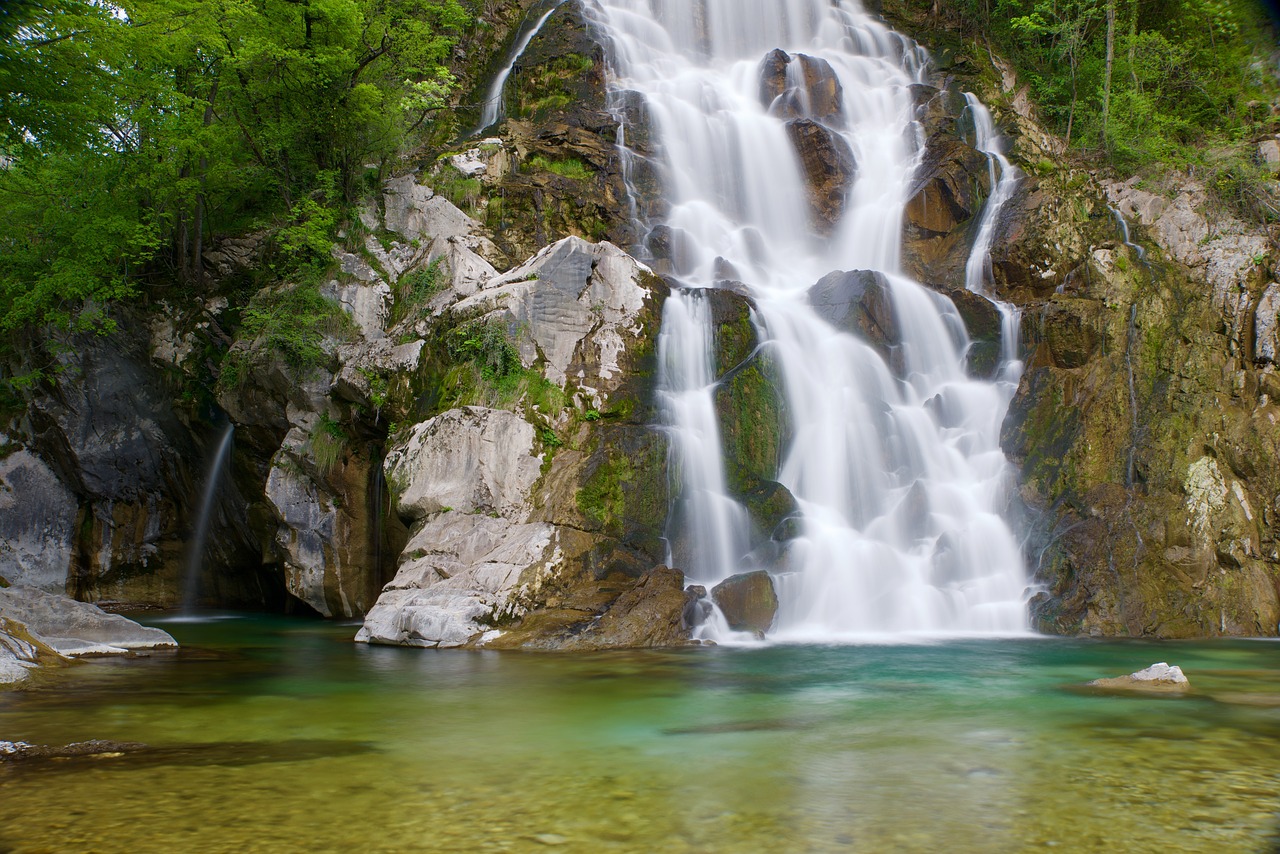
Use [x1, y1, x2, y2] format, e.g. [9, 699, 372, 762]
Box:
[1, 615, 1279, 853]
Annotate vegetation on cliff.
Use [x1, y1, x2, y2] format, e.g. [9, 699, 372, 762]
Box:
[0, 0, 467, 370]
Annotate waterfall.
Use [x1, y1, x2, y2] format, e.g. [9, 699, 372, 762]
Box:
[181, 422, 234, 614]
[592, 0, 1029, 638]
[473, 0, 566, 134]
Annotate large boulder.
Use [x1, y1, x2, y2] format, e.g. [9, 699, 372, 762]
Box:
[711, 570, 780, 636]
[760, 50, 845, 126]
[385, 407, 542, 522]
[808, 269, 898, 357]
[0, 586, 176, 658]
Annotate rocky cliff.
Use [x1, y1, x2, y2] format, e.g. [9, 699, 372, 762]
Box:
[3, 0, 1278, 644]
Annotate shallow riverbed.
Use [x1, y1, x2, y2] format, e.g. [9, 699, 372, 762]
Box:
[2, 616, 1278, 853]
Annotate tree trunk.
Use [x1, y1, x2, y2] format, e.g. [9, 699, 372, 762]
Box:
[1102, 0, 1115, 148]
[193, 80, 220, 284]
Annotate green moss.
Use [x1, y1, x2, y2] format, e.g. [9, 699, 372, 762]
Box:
[577, 453, 629, 529]
[528, 155, 593, 182]
[715, 351, 789, 492]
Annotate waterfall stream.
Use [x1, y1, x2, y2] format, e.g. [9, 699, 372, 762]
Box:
[474, 0, 566, 134]
[591, 0, 1028, 638]
[181, 422, 234, 614]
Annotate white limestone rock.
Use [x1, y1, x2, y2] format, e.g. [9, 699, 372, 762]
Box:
[383, 407, 541, 522]
[358, 407, 562, 648]
[0, 450, 76, 593]
[0, 586, 175, 657]
[452, 236, 655, 389]
[265, 428, 344, 617]
[1255, 282, 1280, 364]
[323, 278, 392, 339]
[1259, 138, 1280, 173]
[1089, 662, 1190, 692]
[1104, 179, 1267, 315]
[355, 513, 560, 648]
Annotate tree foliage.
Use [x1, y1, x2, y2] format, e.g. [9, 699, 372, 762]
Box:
[925, 0, 1277, 169]
[0, 0, 467, 342]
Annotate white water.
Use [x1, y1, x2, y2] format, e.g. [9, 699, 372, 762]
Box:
[474, 1, 565, 134]
[591, 0, 1028, 638]
[181, 422, 234, 614]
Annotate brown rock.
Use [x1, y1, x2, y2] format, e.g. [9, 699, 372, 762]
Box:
[556, 566, 696, 649]
[711, 570, 779, 636]
[785, 119, 857, 235]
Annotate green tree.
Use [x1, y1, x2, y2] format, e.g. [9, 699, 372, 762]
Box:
[0, 0, 467, 353]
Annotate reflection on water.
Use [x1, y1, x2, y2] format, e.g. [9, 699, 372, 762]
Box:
[1, 616, 1279, 853]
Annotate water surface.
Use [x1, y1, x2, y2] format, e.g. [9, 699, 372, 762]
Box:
[2, 616, 1279, 853]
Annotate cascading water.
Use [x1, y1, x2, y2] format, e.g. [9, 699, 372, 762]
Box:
[473, 0, 566, 134]
[591, 0, 1029, 638]
[181, 422, 234, 614]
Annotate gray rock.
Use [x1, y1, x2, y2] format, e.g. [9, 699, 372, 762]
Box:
[323, 278, 392, 339]
[265, 429, 342, 617]
[1259, 138, 1280, 172]
[0, 586, 175, 657]
[1104, 179, 1267, 316]
[0, 450, 76, 592]
[356, 513, 560, 648]
[451, 236, 656, 391]
[1255, 282, 1280, 364]
[384, 407, 542, 522]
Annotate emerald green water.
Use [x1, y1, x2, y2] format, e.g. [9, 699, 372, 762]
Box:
[2, 617, 1279, 853]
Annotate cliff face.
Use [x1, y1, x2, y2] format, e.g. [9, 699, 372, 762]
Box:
[3, 1, 1278, 641]
[882, 13, 1280, 637]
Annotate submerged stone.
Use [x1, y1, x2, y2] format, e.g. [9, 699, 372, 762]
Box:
[1088, 662, 1191, 693]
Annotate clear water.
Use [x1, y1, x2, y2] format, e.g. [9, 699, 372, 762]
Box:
[2, 615, 1279, 853]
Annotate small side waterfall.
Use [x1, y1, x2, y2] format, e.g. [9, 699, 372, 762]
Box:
[594, 0, 1029, 639]
[181, 422, 234, 614]
[473, 0, 565, 134]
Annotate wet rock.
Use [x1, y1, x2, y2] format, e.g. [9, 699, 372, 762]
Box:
[1039, 297, 1104, 369]
[714, 348, 790, 490]
[711, 570, 779, 636]
[808, 269, 898, 355]
[760, 51, 844, 125]
[1088, 662, 1190, 693]
[785, 118, 857, 235]
[0, 586, 175, 657]
[0, 450, 76, 592]
[704, 288, 758, 378]
[542, 566, 696, 650]
[904, 133, 991, 237]
[265, 430, 395, 618]
[909, 84, 969, 139]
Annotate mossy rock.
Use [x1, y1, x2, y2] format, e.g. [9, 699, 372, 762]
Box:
[704, 288, 758, 379]
[714, 347, 790, 491]
[575, 425, 669, 554]
[740, 479, 799, 542]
